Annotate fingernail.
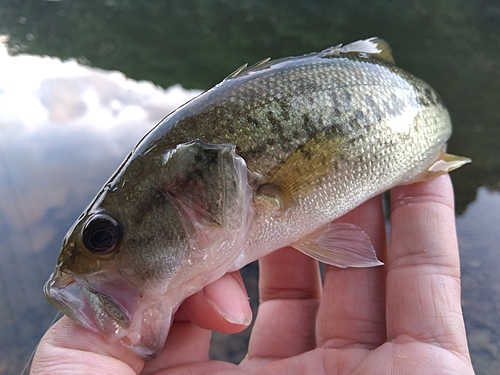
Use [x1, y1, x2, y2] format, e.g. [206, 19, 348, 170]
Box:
[203, 273, 252, 326]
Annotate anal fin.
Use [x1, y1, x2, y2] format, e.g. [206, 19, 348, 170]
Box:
[292, 222, 383, 268]
[415, 150, 471, 182]
[428, 153, 471, 173]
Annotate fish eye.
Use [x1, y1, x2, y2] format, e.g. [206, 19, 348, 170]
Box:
[82, 214, 121, 255]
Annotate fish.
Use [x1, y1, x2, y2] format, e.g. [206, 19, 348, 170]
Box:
[44, 37, 470, 359]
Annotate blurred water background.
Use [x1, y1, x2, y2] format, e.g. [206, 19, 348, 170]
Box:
[0, 1, 498, 374]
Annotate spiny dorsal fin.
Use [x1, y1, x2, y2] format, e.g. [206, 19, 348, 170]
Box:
[317, 43, 343, 57]
[224, 37, 393, 82]
[225, 63, 248, 80]
[247, 57, 272, 70]
[224, 57, 272, 80]
[320, 37, 395, 64]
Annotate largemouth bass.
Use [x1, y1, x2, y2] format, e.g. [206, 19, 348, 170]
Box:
[44, 37, 469, 358]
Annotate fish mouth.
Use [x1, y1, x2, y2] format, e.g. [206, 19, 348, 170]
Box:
[44, 270, 140, 338]
[44, 269, 171, 358]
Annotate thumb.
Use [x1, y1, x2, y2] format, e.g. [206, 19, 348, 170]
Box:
[177, 271, 252, 333]
[30, 316, 144, 375]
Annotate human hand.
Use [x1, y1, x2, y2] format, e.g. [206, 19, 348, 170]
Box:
[31, 175, 475, 374]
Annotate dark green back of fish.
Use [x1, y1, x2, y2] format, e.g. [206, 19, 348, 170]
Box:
[118, 44, 445, 189]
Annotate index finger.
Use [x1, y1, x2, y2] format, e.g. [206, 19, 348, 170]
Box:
[386, 175, 470, 358]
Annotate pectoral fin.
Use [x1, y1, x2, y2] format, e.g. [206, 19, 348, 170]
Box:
[292, 222, 384, 268]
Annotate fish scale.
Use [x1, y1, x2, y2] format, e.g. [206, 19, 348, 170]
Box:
[133, 61, 397, 171]
[44, 37, 470, 359]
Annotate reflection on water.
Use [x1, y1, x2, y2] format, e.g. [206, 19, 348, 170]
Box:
[0, 44, 200, 373]
[0, 1, 498, 374]
[1, 0, 499, 210]
[458, 188, 500, 374]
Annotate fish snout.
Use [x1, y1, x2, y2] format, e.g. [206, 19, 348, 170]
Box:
[45, 268, 180, 358]
[44, 270, 142, 342]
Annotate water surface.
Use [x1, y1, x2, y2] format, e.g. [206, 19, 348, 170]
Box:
[0, 1, 498, 374]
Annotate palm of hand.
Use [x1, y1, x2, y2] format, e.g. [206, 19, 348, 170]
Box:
[31, 176, 474, 375]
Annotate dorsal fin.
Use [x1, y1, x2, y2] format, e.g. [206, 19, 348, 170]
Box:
[224, 57, 273, 80]
[247, 57, 272, 71]
[224, 37, 394, 82]
[224, 63, 249, 80]
[320, 37, 395, 64]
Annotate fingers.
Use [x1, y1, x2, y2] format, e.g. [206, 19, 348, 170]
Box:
[178, 271, 252, 332]
[143, 271, 251, 373]
[386, 175, 470, 357]
[31, 316, 143, 375]
[244, 247, 321, 362]
[141, 322, 212, 374]
[316, 195, 387, 350]
[32, 272, 251, 375]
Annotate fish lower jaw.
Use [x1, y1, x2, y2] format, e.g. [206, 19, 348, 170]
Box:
[122, 325, 142, 345]
[117, 294, 176, 359]
[121, 302, 153, 346]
